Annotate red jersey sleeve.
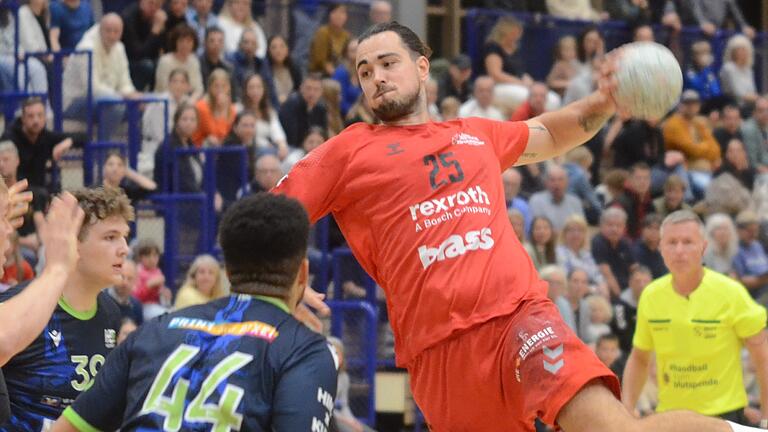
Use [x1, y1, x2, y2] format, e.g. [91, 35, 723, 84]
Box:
[272, 128, 356, 223]
[469, 118, 530, 170]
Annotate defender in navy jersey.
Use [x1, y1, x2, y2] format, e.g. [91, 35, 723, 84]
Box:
[0, 187, 134, 431]
[0, 180, 84, 425]
[0, 286, 122, 431]
[53, 193, 338, 432]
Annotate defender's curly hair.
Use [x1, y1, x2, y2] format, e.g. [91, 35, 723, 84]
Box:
[219, 193, 309, 296]
[73, 187, 135, 240]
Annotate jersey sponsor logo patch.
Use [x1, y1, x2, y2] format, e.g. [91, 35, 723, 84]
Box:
[168, 317, 279, 342]
[409, 185, 491, 222]
[451, 132, 485, 146]
[542, 344, 564, 375]
[417, 227, 494, 269]
[104, 329, 116, 348]
[517, 327, 557, 361]
[386, 142, 404, 156]
[48, 330, 62, 348]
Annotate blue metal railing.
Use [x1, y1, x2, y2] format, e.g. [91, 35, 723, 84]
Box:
[20, 49, 93, 133]
[139, 193, 212, 288]
[171, 145, 249, 248]
[90, 97, 169, 184]
[331, 247, 376, 303]
[328, 300, 378, 427]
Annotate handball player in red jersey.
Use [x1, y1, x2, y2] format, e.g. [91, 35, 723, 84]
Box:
[276, 22, 758, 432]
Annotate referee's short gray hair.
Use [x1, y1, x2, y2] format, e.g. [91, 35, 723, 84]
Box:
[660, 210, 705, 238]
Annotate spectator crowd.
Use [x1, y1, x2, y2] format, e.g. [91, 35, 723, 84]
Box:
[2, 0, 768, 428]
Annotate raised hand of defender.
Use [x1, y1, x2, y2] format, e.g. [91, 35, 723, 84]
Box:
[6, 180, 33, 229]
[303, 286, 330, 317]
[38, 192, 85, 272]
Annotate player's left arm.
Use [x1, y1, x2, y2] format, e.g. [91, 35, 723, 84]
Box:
[517, 60, 618, 166]
[744, 330, 768, 421]
[51, 332, 134, 432]
[272, 338, 339, 431]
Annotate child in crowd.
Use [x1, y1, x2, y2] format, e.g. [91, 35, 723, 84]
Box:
[133, 238, 171, 320]
[583, 294, 613, 344]
[595, 333, 622, 376]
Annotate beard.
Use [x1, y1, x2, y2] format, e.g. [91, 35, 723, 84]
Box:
[371, 87, 422, 122]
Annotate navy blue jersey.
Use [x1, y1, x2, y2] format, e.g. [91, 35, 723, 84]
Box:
[64, 294, 339, 432]
[0, 370, 9, 424]
[0, 283, 122, 431]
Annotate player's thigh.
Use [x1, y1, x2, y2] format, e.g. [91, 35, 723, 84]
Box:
[557, 380, 640, 432]
[408, 317, 530, 432]
[501, 297, 621, 427]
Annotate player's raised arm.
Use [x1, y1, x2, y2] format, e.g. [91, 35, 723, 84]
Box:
[0, 191, 84, 366]
[517, 58, 618, 166]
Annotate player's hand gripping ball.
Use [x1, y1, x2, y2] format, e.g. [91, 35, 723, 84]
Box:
[613, 41, 682, 120]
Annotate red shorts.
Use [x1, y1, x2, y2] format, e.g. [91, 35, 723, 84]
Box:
[408, 297, 621, 431]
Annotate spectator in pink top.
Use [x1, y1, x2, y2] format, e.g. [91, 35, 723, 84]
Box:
[132, 238, 171, 320]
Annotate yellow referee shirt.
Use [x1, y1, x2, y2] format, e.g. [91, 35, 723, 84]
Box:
[633, 268, 767, 415]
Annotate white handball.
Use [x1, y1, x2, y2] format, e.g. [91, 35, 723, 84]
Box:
[613, 41, 683, 120]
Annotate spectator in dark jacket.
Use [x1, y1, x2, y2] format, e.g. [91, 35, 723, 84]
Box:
[226, 29, 278, 106]
[121, 0, 168, 90]
[199, 26, 234, 91]
[279, 74, 328, 148]
[154, 103, 203, 194]
[0, 98, 85, 193]
[611, 163, 655, 240]
[438, 54, 473, 105]
[631, 214, 668, 279]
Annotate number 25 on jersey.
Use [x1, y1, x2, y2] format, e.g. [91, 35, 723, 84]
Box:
[140, 344, 253, 432]
[424, 152, 464, 190]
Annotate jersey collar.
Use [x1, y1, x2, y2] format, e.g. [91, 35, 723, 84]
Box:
[58, 297, 98, 320]
[238, 294, 290, 313]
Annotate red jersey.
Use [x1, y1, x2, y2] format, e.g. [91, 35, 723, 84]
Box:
[274, 118, 547, 365]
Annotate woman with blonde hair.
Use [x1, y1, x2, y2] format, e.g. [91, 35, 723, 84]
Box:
[720, 34, 757, 106]
[219, 0, 267, 57]
[322, 78, 344, 136]
[193, 69, 236, 147]
[174, 254, 228, 310]
[703, 213, 739, 275]
[481, 16, 560, 115]
[556, 214, 607, 294]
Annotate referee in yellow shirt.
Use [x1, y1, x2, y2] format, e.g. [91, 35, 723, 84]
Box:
[622, 210, 768, 427]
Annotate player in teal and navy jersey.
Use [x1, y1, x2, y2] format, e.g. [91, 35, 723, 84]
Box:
[52, 193, 339, 432]
[0, 187, 133, 431]
[0, 181, 85, 426]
